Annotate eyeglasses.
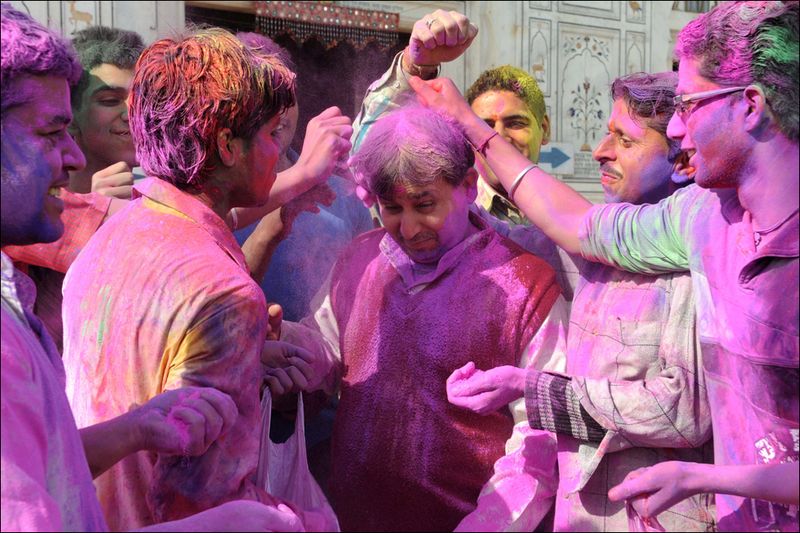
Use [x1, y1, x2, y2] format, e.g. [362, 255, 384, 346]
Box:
[672, 86, 748, 121]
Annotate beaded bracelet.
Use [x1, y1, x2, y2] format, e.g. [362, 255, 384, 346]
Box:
[509, 163, 538, 203]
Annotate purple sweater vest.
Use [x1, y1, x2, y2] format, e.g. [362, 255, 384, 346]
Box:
[327, 228, 560, 531]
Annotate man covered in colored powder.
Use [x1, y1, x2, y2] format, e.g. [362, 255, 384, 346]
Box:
[353, 10, 549, 229]
[410, 0, 799, 530]
[446, 71, 715, 532]
[466, 65, 550, 227]
[0, 6, 303, 532]
[352, 10, 581, 302]
[1, 25, 144, 353]
[59, 27, 325, 530]
[269, 102, 570, 531]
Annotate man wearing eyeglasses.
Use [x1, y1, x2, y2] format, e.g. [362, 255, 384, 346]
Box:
[409, 1, 798, 531]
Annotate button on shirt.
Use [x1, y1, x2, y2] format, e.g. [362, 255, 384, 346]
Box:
[61, 178, 274, 530]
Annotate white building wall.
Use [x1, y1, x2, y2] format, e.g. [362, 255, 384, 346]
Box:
[7, 0, 184, 44]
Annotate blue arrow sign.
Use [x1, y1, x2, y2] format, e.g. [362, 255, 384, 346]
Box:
[539, 146, 570, 168]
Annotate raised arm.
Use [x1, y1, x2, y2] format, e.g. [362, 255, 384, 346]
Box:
[608, 462, 800, 519]
[409, 76, 592, 254]
[352, 10, 477, 153]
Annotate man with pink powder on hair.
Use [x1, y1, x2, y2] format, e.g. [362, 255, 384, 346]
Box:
[411, 1, 798, 530]
[0, 5, 303, 532]
[59, 27, 332, 531]
[267, 102, 571, 531]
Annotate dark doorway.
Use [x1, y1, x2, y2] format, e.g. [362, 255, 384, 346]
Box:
[185, 5, 408, 152]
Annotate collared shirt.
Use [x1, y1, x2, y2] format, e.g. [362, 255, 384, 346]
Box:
[2, 190, 112, 353]
[61, 178, 275, 530]
[476, 177, 530, 226]
[1, 252, 108, 532]
[283, 214, 571, 531]
[490, 216, 715, 531]
[580, 183, 799, 532]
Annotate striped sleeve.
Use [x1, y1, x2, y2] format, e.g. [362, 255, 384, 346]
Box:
[525, 369, 606, 442]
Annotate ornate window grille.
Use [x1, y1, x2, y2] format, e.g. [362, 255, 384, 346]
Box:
[254, 1, 399, 50]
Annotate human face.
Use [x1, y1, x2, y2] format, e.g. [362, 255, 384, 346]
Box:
[1, 75, 86, 246]
[593, 98, 675, 205]
[71, 64, 136, 171]
[667, 58, 748, 189]
[471, 90, 549, 183]
[378, 171, 478, 264]
[236, 114, 282, 207]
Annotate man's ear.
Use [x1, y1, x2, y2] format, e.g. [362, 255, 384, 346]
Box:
[463, 167, 479, 203]
[217, 128, 242, 167]
[540, 114, 551, 146]
[742, 85, 772, 135]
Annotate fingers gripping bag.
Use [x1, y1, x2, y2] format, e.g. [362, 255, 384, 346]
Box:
[257, 393, 340, 532]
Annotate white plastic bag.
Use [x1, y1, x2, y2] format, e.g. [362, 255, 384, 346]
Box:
[257, 393, 340, 532]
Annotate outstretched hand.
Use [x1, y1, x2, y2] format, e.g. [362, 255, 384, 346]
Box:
[408, 76, 476, 123]
[446, 362, 526, 415]
[408, 10, 478, 66]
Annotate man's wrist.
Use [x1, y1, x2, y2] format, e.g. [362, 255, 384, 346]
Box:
[464, 120, 498, 151]
[401, 47, 440, 80]
[116, 408, 148, 454]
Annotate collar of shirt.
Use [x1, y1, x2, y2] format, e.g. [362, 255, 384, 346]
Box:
[718, 188, 799, 258]
[476, 176, 527, 225]
[379, 211, 494, 290]
[132, 177, 249, 272]
[1, 251, 38, 323]
[753, 208, 799, 257]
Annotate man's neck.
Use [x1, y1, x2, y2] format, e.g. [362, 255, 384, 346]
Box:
[737, 137, 799, 231]
[194, 187, 233, 222]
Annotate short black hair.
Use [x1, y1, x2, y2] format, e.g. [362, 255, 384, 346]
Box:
[70, 26, 145, 109]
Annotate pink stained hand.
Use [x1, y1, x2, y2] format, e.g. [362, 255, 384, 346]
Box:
[91, 161, 134, 199]
[609, 462, 698, 523]
[295, 106, 353, 186]
[446, 362, 527, 415]
[408, 9, 478, 65]
[133, 386, 239, 456]
[407, 76, 477, 124]
[261, 340, 328, 395]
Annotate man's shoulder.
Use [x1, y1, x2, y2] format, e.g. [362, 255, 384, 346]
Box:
[489, 230, 558, 276]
